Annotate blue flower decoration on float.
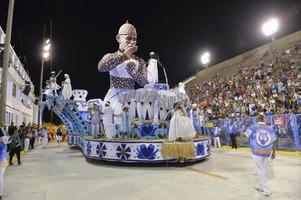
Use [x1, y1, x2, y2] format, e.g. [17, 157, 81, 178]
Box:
[86, 141, 92, 155]
[195, 143, 204, 156]
[96, 143, 107, 158]
[206, 141, 211, 154]
[70, 136, 74, 144]
[137, 144, 159, 160]
[116, 144, 131, 160]
[139, 124, 157, 138]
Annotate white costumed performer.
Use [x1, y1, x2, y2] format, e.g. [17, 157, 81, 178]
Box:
[61, 74, 72, 99]
[168, 102, 196, 141]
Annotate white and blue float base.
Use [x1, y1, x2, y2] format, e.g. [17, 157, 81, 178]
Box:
[68, 134, 211, 163]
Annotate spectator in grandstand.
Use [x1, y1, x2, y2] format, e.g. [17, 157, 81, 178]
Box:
[244, 114, 277, 197]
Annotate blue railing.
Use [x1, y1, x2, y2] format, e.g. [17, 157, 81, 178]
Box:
[203, 114, 301, 151]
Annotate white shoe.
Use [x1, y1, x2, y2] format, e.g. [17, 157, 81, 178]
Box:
[254, 186, 263, 192]
[263, 191, 272, 196]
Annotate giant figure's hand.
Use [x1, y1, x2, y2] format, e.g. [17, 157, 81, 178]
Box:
[123, 45, 138, 59]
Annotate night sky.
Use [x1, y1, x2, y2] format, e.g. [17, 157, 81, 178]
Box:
[1, 0, 301, 100]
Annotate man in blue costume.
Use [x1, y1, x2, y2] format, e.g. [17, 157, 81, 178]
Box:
[244, 114, 277, 196]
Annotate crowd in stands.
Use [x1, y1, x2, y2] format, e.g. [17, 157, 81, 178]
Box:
[188, 42, 301, 120]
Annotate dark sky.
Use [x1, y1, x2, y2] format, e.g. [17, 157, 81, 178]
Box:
[1, 0, 301, 100]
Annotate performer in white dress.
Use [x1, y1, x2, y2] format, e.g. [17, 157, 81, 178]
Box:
[61, 74, 72, 99]
[168, 102, 196, 142]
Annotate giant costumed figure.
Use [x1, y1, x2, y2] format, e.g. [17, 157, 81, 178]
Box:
[98, 21, 149, 123]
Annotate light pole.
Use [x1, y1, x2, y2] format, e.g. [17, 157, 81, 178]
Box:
[262, 18, 279, 50]
[38, 38, 51, 128]
[0, 0, 15, 124]
[201, 52, 210, 74]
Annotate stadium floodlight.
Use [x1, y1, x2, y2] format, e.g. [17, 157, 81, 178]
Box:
[43, 43, 51, 51]
[45, 38, 51, 44]
[201, 52, 210, 65]
[42, 51, 50, 59]
[262, 18, 279, 37]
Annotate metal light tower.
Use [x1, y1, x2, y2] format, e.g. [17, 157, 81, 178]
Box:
[37, 38, 51, 128]
[0, 0, 15, 124]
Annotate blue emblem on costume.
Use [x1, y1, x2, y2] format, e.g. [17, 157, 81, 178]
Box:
[248, 123, 276, 157]
[256, 129, 272, 147]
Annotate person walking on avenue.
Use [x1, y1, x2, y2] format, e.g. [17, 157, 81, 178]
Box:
[56, 128, 63, 144]
[41, 128, 48, 147]
[229, 122, 237, 149]
[8, 129, 22, 165]
[244, 114, 277, 197]
[213, 124, 222, 148]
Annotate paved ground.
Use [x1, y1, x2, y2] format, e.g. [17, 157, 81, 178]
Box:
[3, 143, 301, 200]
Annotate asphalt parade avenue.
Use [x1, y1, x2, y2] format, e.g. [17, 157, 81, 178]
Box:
[4, 142, 301, 200]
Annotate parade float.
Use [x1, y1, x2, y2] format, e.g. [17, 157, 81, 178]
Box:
[43, 85, 210, 163]
[42, 21, 211, 164]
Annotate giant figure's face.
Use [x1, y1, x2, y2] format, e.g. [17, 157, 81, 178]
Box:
[116, 21, 137, 52]
[118, 34, 137, 52]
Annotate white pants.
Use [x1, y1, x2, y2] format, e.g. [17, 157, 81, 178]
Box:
[104, 123, 116, 139]
[24, 138, 30, 152]
[42, 137, 48, 145]
[214, 136, 221, 148]
[0, 168, 5, 195]
[253, 155, 270, 193]
[56, 135, 62, 143]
